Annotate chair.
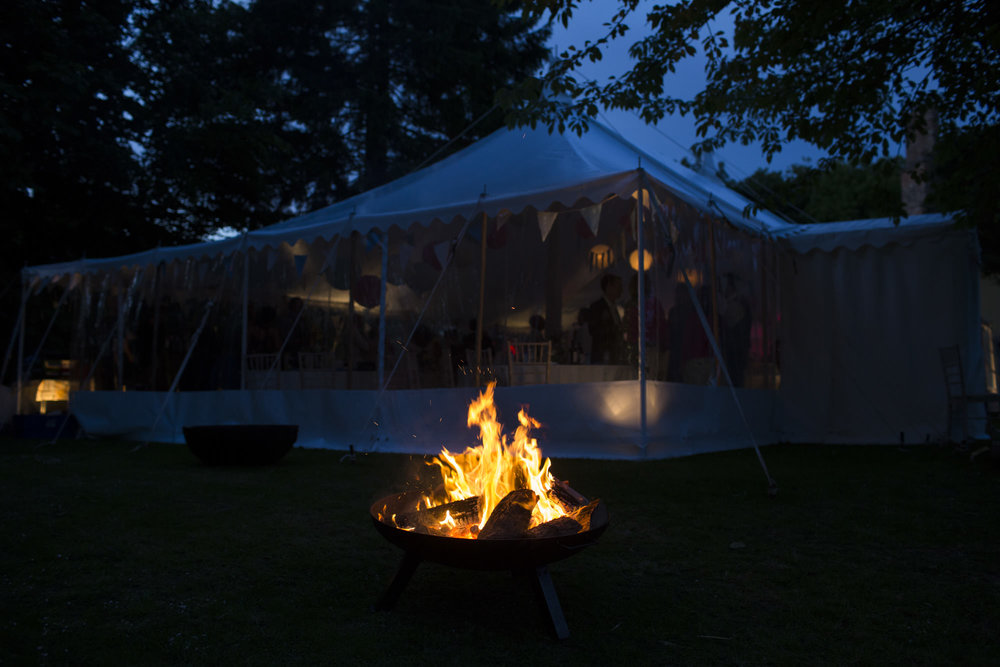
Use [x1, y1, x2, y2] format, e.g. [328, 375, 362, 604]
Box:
[939, 345, 999, 443]
[507, 341, 552, 385]
[298, 352, 333, 389]
[246, 353, 281, 389]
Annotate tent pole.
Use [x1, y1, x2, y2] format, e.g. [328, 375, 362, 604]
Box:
[150, 261, 163, 390]
[760, 239, 772, 389]
[261, 239, 340, 388]
[347, 231, 357, 390]
[240, 242, 249, 391]
[1, 297, 23, 387]
[708, 215, 721, 383]
[770, 240, 781, 389]
[637, 171, 648, 451]
[653, 191, 777, 493]
[15, 270, 27, 415]
[18, 276, 75, 403]
[475, 212, 487, 386]
[138, 247, 242, 448]
[116, 282, 125, 390]
[359, 197, 485, 452]
[377, 231, 388, 389]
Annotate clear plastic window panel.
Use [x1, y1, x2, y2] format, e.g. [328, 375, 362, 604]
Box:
[40, 190, 780, 395]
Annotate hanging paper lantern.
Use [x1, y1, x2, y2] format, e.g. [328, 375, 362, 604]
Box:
[589, 244, 614, 272]
[629, 249, 653, 271]
[353, 275, 381, 309]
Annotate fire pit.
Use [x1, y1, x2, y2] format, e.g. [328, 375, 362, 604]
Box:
[370, 383, 609, 639]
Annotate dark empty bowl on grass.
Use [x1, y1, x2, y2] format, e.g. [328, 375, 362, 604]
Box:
[182, 424, 298, 465]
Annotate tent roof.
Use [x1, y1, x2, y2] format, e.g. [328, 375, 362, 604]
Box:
[28, 113, 936, 280]
[776, 212, 964, 253]
[256, 112, 797, 243]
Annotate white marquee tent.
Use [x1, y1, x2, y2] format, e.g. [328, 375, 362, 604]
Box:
[8, 115, 986, 457]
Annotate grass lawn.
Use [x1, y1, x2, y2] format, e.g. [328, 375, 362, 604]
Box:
[1, 436, 998, 665]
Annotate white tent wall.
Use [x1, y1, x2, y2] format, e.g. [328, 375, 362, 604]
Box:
[68, 382, 783, 460]
[777, 218, 983, 444]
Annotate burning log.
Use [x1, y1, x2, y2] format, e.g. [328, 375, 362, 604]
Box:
[567, 500, 601, 532]
[525, 516, 583, 539]
[478, 489, 538, 540]
[394, 496, 481, 533]
[548, 479, 590, 511]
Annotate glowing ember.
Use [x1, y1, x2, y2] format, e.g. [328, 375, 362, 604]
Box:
[407, 382, 572, 539]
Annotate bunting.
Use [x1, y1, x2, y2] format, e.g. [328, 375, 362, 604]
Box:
[432, 241, 450, 270]
[537, 211, 558, 242]
[29, 275, 46, 296]
[581, 203, 602, 237]
[293, 253, 308, 278]
[496, 209, 512, 230]
[365, 230, 382, 251]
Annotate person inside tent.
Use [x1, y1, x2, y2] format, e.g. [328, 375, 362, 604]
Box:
[588, 273, 625, 364]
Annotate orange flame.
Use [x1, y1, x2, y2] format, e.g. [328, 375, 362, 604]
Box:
[428, 382, 564, 538]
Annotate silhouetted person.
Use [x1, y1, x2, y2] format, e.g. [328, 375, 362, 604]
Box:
[721, 272, 752, 387]
[588, 273, 625, 364]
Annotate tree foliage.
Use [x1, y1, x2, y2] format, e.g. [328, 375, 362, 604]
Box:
[0, 0, 549, 345]
[0, 0, 167, 267]
[728, 159, 902, 224]
[132, 0, 358, 240]
[500, 0, 1000, 273]
[134, 0, 550, 240]
[344, 0, 551, 191]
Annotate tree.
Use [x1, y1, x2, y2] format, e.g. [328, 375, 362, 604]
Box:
[0, 0, 169, 358]
[499, 0, 1000, 273]
[133, 0, 551, 237]
[132, 0, 358, 240]
[0, 1, 168, 263]
[927, 123, 1000, 275]
[0, 0, 551, 354]
[728, 159, 902, 224]
[346, 0, 552, 191]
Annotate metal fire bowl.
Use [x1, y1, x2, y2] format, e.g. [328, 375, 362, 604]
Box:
[370, 491, 610, 571]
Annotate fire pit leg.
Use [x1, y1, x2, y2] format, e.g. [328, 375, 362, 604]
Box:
[374, 552, 421, 611]
[521, 565, 570, 639]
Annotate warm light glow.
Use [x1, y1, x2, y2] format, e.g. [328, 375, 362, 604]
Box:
[680, 267, 703, 286]
[630, 188, 652, 208]
[424, 382, 566, 538]
[35, 379, 69, 403]
[629, 249, 652, 271]
[35, 379, 70, 414]
[589, 244, 614, 271]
